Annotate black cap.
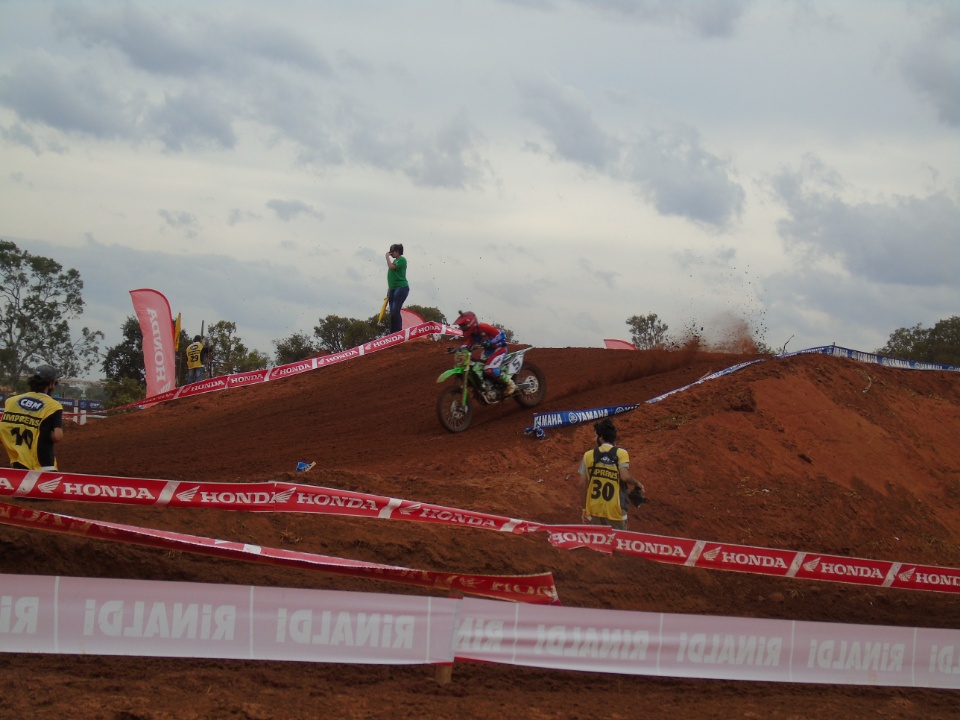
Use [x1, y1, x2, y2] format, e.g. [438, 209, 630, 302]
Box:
[32, 365, 59, 383]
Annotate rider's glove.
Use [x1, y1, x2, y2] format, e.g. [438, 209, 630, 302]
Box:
[627, 487, 647, 507]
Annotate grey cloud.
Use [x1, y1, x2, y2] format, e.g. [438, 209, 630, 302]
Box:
[759, 262, 957, 354]
[675, 246, 738, 272]
[501, 0, 750, 37]
[0, 53, 134, 139]
[4, 4, 491, 191]
[54, 4, 332, 79]
[26, 4, 341, 161]
[519, 79, 615, 170]
[578, 259, 619, 290]
[231, 24, 333, 77]
[622, 126, 744, 229]
[336, 50, 374, 77]
[158, 209, 200, 238]
[227, 208, 259, 226]
[772, 156, 960, 287]
[349, 111, 488, 190]
[266, 199, 324, 222]
[900, 43, 960, 127]
[147, 90, 237, 152]
[55, 4, 213, 77]
[0, 124, 44, 154]
[250, 77, 344, 167]
[405, 112, 487, 189]
[146, 88, 238, 151]
[571, 0, 751, 38]
[521, 79, 743, 229]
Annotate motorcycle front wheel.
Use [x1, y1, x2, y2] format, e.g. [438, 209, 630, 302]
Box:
[513, 362, 546, 408]
[437, 385, 473, 432]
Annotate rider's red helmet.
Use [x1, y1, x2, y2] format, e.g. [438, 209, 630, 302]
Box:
[454, 310, 478, 336]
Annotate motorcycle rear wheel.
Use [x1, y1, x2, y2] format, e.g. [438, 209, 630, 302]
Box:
[437, 385, 473, 432]
[513, 362, 546, 408]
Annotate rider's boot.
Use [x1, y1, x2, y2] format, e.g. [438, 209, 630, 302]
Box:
[502, 377, 518, 396]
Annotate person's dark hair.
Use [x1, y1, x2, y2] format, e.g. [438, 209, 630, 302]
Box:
[194, 335, 201, 342]
[389, 243, 404, 255]
[594, 418, 617, 443]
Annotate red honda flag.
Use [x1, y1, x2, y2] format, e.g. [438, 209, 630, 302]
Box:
[130, 289, 177, 398]
[603, 339, 636, 350]
[400, 307, 424, 330]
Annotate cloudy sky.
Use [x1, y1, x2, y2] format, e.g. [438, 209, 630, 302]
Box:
[1, 0, 957, 372]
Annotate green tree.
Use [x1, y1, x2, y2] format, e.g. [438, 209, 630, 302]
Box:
[877, 323, 927, 359]
[626, 313, 670, 349]
[313, 315, 381, 353]
[102, 377, 146, 409]
[0, 240, 103, 388]
[102, 315, 146, 384]
[206, 321, 269, 376]
[274, 331, 318, 365]
[924, 317, 960, 365]
[877, 316, 960, 365]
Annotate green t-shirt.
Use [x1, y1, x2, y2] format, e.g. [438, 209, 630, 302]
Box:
[388, 255, 408, 289]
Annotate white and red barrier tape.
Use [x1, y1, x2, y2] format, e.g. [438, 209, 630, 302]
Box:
[0, 501, 558, 605]
[1, 573, 958, 688]
[111, 322, 460, 412]
[1, 468, 957, 596]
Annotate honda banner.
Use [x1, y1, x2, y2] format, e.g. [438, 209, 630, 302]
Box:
[129, 289, 177, 399]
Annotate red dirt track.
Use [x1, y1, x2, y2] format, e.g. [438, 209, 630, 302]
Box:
[2, 341, 959, 719]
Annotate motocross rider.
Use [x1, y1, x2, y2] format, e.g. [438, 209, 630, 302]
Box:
[453, 311, 518, 396]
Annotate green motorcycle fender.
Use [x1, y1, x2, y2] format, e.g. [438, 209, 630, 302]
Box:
[436, 367, 466, 383]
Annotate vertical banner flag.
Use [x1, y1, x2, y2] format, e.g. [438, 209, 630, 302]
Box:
[400, 308, 424, 330]
[174, 313, 182, 351]
[130, 289, 177, 399]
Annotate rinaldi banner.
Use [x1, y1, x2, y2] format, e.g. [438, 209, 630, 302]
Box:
[0, 469, 958, 596]
[1, 574, 958, 688]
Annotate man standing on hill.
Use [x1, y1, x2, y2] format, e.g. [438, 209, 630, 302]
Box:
[385, 244, 409, 334]
[577, 418, 645, 529]
[185, 335, 208, 384]
[1, 365, 64, 471]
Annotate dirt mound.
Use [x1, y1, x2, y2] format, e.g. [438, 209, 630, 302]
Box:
[2, 341, 959, 719]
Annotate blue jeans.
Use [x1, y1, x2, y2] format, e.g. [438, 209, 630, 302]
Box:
[187, 367, 205, 384]
[388, 285, 409, 333]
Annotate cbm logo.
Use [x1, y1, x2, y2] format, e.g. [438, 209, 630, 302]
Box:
[18, 397, 44, 412]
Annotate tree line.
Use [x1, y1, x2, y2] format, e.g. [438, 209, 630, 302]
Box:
[1, 241, 956, 408]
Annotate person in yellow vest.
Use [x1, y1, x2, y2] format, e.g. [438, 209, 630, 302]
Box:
[185, 335, 209, 384]
[577, 418, 646, 530]
[1, 365, 64, 470]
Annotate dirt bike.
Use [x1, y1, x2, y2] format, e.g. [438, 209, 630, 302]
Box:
[436, 346, 547, 432]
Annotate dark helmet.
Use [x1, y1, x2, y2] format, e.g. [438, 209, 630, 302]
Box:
[454, 310, 478, 336]
[193, 335, 202, 342]
[594, 418, 618, 443]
